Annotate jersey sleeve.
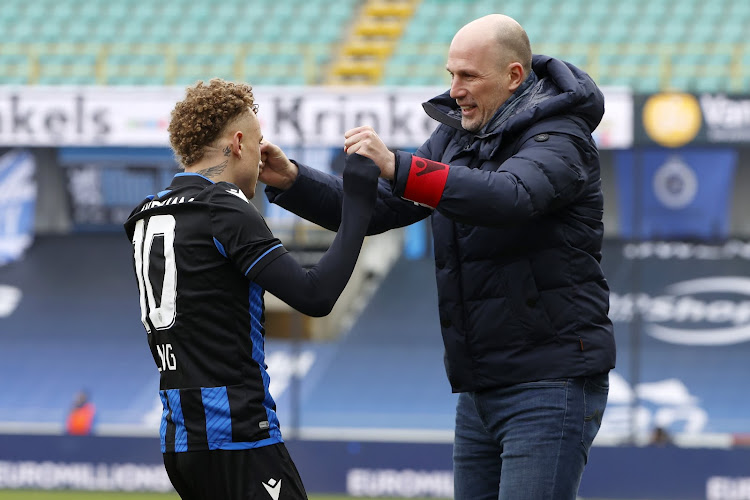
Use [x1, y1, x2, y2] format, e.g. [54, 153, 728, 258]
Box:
[208, 184, 288, 281]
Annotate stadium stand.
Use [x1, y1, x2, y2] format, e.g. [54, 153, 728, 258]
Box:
[0, 234, 157, 429]
[2, 236, 749, 441]
[0, 0, 748, 90]
[281, 256, 456, 432]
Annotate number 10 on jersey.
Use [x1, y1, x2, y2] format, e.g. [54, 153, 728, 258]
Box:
[132, 215, 178, 333]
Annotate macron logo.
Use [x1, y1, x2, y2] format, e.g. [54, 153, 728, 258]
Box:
[262, 478, 282, 500]
[226, 188, 249, 203]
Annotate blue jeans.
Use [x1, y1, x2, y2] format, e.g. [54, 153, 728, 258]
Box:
[453, 372, 609, 500]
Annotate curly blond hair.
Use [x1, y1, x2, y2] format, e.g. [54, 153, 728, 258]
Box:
[168, 79, 257, 167]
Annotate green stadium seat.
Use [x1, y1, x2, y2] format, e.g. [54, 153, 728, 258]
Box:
[284, 23, 315, 44]
[104, 2, 130, 21]
[20, 3, 46, 21]
[599, 21, 633, 44]
[694, 76, 728, 93]
[401, 24, 432, 43]
[740, 75, 750, 93]
[174, 53, 237, 83]
[37, 53, 98, 85]
[35, 23, 66, 43]
[660, 22, 689, 44]
[641, 1, 670, 20]
[0, 0, 745, 89]
[76, 2, 103, 23]
[160, 2, 186, 20]
[572, 23, 602, 44]
[633, 75, 662, 94]
[727, 1, 750, 17]
[383, 74, 411, 86]
[105, 53, 168, 85]
[714, 22, 745, 43]
[49, 2, 76, 22]
[610, 2, 638, 21]
[562, 54, 590, 71]
[630, 22, 661, 43]
[0, 75, 31, 85]
[0, 54, 31, 85]
[687, 24, 719, 44]
[65, 20, 97, 43]
[416, 2, 442, 19]
[96, 19, 124, 43]
[0, 3, 20, 21]
[666, 75, 694, 91]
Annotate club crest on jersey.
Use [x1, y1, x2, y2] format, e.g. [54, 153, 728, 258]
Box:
[226, 188, 249, 203]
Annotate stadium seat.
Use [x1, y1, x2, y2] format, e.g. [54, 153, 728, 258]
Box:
[0, 0, 746, 91]
[0, 54, 32, 85]
[105, 53, 168, 86]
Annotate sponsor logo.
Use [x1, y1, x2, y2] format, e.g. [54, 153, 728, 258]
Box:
[652, 156, 697, 209]
[0, 94, 110, 144]
[642, 93, 702, 148]
[610, 277, 750, 345]
[0, 460, 172, 491]
[700, 94, 750, 143]
[622, 240, 750, 260]
[267, 93, 437, 147]
[706, 476, 750, 500]
[126, 118, 168, 131]
[347, 468, 453, 498]
[262, 478, 282, 500]
[0, 87, 630, 148]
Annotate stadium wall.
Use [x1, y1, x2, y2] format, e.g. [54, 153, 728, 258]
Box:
[0, 433, 749, 500]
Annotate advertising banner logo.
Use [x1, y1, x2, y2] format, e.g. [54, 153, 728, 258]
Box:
[636, 92, 750, 146]
[0, 86, 632, 149]
[614, 148, 736, 240]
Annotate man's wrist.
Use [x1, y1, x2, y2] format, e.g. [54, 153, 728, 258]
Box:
[280, 160, 301, 190]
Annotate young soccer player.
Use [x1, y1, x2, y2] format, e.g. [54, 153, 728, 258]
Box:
[124, 79, 379, 499]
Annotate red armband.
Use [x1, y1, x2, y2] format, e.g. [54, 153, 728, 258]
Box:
[402, 156, 450, 209]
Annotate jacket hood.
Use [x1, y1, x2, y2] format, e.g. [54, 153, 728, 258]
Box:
[422, 54, 604, 136]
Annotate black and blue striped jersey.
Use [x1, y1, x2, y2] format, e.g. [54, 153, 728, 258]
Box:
[124, 172, 287, 453]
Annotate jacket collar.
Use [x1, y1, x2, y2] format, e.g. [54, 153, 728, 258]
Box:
[477, 71, 539, 137]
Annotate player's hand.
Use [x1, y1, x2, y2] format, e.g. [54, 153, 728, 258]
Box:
[344, 126, 396, 180]
[259, 140, 298, 190]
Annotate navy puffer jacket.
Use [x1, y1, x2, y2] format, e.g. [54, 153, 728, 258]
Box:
[267, 55, 616, 392]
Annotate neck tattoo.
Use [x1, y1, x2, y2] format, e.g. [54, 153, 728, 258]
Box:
[196, 160, 228, 179]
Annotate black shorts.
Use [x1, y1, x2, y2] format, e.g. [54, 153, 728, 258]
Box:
[163, 443, 307, 500]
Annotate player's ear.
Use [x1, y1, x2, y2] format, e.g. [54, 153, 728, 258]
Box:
[232, 131, 243, 157]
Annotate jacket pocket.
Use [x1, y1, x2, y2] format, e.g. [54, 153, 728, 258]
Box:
[502, 259, 557, 344]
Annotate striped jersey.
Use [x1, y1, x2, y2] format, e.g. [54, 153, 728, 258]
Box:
[124, 172, 288, 453]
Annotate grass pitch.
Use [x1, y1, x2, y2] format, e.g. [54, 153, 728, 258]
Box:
[0, 491, 440, 500]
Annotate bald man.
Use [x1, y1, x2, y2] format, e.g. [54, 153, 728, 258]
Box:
[261, 14, 615, 500]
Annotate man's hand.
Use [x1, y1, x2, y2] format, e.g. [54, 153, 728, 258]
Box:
[344, 126, 396, 180]
[259, 141, 298, 190]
